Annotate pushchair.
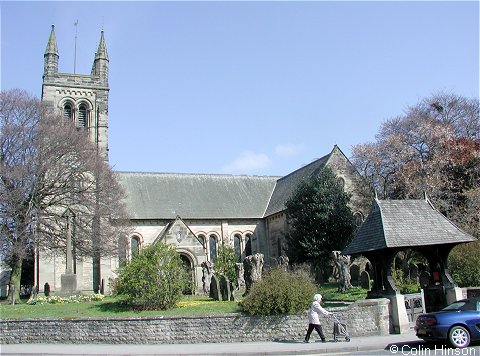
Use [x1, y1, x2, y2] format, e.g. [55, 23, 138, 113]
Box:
[331, 314, 350, 342]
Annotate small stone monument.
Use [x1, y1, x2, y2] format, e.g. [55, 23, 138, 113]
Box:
[201, 261, 213, 295]
[209, 274, 221, 301]
[235, 263, 245, 288]
[278, 255, 289, 271]
[219, 275, 232, 301]
[60, 212, 77, 295]
[243, 253, 264, 296]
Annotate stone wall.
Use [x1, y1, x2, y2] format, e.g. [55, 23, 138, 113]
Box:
[0, 298, 390, 344]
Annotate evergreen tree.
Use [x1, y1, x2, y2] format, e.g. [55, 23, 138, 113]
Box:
[285, 167, 356, 277]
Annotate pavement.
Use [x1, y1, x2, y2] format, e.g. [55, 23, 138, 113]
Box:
[0, 329, 421, 356]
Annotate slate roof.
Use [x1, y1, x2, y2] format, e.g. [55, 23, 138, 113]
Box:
[264, 152, 331, 217]
[116, 172, 279, 220]
[342, 199, 477, 255]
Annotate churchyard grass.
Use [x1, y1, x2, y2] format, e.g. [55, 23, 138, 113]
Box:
[320, 282, 368, 301]
[0, 284, 368, 320]
[0, 295, 241, 320]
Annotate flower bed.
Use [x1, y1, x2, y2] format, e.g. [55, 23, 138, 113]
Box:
[27, 294, 104, 305]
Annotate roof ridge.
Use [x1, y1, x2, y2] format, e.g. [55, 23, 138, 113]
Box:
[116, 171, 281, 179]
[275, 152, 331, 182]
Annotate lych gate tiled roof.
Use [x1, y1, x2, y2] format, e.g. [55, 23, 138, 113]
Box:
[116, 172, 279, 220]
[342, 199, 477, 255]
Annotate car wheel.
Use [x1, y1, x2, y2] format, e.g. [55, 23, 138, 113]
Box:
[448, 325, 470, 348]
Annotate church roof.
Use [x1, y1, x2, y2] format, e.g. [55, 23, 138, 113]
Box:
[264, 146, 340, 217]
[117, 172, 279, 220]
[342, 198, 477, 255]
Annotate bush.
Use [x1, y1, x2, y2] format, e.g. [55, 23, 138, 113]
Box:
[114, 243, 190, 310]
[240, 267, 317, 315]
[392, 269, 420, 294]
[448, 241, 480, 287]
[214, 244, 237, 288]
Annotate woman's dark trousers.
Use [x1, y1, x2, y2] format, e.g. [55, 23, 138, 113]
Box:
[305, 323, 326, 342]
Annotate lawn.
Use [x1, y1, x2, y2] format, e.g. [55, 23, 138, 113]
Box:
[0, 283, 368, 320]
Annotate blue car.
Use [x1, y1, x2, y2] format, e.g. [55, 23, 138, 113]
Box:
[415, 298, 480, 348]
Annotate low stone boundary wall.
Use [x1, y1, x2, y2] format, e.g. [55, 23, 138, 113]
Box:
[0, 298, 390, 344]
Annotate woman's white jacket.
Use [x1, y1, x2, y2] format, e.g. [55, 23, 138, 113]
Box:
[308, 301, 330, 325]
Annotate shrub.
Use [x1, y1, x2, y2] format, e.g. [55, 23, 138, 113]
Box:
[214, 244, 237, 287]
[448, 241, 480, 287]
[392, 269, 420, 294]
[240, 267, 317, 315]
[114, 242, 190, 310]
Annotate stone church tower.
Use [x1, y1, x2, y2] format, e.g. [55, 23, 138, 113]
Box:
[40, 25, 111, 293]
[41, 25, 109, 160]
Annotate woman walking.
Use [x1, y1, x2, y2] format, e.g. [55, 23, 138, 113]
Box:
[304, 293, 332, 343]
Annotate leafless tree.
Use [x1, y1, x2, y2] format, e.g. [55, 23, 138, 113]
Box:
[1, 89, 131, 302]
[351, 92, 479, 238]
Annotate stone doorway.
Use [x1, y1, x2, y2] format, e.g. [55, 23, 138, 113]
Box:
[180, 254, 194, 295]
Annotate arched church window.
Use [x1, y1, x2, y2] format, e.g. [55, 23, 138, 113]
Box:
[234, 234, 241, 262]
[78, 104, 87, 128]
[197, 234, 206, 248]
[63, 103, 72, 121]
[130, 235, 140, 258]
[209, 234, 217, 262]
[245, 233, 252, 257]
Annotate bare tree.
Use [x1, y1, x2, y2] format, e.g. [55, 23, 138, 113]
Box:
[1, 89, 131, 302]
[351, 92, 479, 238]
[332, 251, 353, 292]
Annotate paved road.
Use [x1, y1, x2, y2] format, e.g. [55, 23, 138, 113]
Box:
[1, 329, 427, 356]
[4, 329, 480, 356]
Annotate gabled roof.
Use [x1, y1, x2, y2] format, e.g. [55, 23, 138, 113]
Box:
[154, 216, 205, 248]
[342, 198, 477, 255]
[116, 172, 279, 220]
[264, 145, 344, 217]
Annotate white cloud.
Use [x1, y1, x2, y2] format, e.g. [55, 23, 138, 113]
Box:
[275, 143, 305, 158]
[222, 151, 272, 174]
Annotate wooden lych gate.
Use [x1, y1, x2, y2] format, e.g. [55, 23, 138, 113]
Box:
[343, 197, 477, 333]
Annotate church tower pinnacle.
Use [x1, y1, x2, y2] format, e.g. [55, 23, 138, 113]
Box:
[92, 31, 109, 85]
[41, 26, 110, 162]
[44, 24, 59, 77]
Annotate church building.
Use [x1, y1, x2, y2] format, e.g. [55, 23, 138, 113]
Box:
[36, 26, 366, 294]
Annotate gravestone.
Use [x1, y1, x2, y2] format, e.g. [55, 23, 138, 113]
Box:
[44, 283, 50, 297]
[419, 271, 430, 289]
[219, 276, 232, 301]
[350, 265, 360, 286]
[209, 274, 221, 301]
[277, 255, 289, 272]
[360, 270, 371, 290]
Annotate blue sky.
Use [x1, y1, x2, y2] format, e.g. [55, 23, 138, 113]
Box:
[1, 1, 478, 176]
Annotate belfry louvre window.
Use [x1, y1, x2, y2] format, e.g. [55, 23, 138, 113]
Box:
[63, 103, 73, 120]
[78, 104, 87, 128]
